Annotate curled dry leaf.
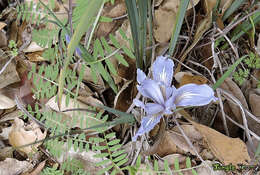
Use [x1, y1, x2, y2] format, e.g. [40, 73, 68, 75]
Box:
[174, 72, 208, 87]
[23, 42, 45, 53]
[191, 121, 251, 166]
[57, 147, 104, 173]
[115, 20, 132, 49]
[0, 158, 33, 175]
[74, 64, 105, 91]
[0, 56, 20, 89]
[146, 125, 204, 157]
[161, 0, 200, 12]
[153, 0, 200, 43]
[8, 118, 46, 155]
[203, 0, 233, 15]
[136, 164, 156, 175]
[153, 8, 176, 43]
[26, 51, 46, 62]
[46, 94, 104, 131]
[0, 22, 6, 30]
[96, 0, 126, 37]
[248, 91, 260, 136]
[220, 77, 249, 124]
[0, 92, 15, 109]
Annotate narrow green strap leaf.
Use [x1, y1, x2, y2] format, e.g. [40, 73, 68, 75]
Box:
[222, 0, 246, 21]
[58, 0, 104, 108]
[168, 0, 190, 56]
[212, 55, 246, 90]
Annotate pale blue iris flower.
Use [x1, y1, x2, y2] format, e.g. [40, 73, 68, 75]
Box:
[132, 56, 217, 141]
[65, 34, 82, 57]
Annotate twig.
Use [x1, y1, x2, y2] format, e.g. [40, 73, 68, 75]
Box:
[173, 117, 216, 175]
[219, 88, 255, 152]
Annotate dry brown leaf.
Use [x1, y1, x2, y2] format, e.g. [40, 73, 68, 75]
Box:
[203, 0, 233, 15]
[0, 22, 6, 30]
[0, 30, 7, 48]
[146, 125, 203, 157]
[153, 8, 176, 43]
[174, 72, 208, 87]
[248, 91, 260, 136]
[136, 164, 156, 175]
[220, 77, 248, 124]
[114, 81, 135, 112]
[46, 94, 104, 130]
[115, 20, 132, 49]
[26, 51, 46, 62]
[23, 42, 45, 53]
[96, 0, 126, 37]
[57, 147, 104, 173]
[8, 118, 46, 155]
[0, 92, 15, 109]
[74, 64, 105, 91]
[0, 158, 33, 175]
[0, 57, 20, 89]
[191, 121, 251, 166]
[29, 160, 46, 175]
[161, 0, 200, 12]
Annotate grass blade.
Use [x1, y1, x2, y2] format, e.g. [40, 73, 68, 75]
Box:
[212, 55, 246, 90]
[168, 0, 190, 56]
[222, 0, 246, 21]
[57, 0, 104, 109]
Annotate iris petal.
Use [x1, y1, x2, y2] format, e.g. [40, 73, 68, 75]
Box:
[145, 103, 164, 115]
[133, 99, 145, 109]
[137, 69, 147, 84]
[164, 95, 176, 114]
[174, 84, 216, 107]
[132, 115, 162, 141]
[137, 79, 165, 104]
[152, 56, 174, 86]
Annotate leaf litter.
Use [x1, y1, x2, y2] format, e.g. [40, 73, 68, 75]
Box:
[0, 0, 259, 174]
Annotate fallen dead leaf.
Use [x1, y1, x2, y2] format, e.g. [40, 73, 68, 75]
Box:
[0, 30, 7, 48]
[23, 41, 45, 53]
[115, 20, 132, 49]
[203, 0, 233, 15]
[96, 0, 126, 38]
[220, 77, 249, 124]
[146, 125, 204, 157]
[0, 158, 33, 175]
[136, 164, 156, 175]
[0, 22, 6, 30]
[46, 94, 105, 131]
[8, 118, 46, 155]
[248, 91, 260, 136]
[0, 92, 15, 109]
[161, 0, 200, 12]
[57, 147, 104, 173]
[175, 72, 208, 87]
[26, 51, 46, 62]
[29, 160, 46, 175]
[191, 121, 251, 166]
[153, 8, 176, 43]
[0, 56, 20, 89]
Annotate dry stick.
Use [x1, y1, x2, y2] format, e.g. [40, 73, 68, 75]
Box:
[210, 29, 229, 135]
[216, 28, 239, 59]
[219, 89, 255, 152]
[179, 0, 196, 57]
[214, 10, 260, 40]
[225, 114, 260, 141]
[172, 117, 216, 175]
[0, 40, 30, 75]
[14, 94, 47, 130]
